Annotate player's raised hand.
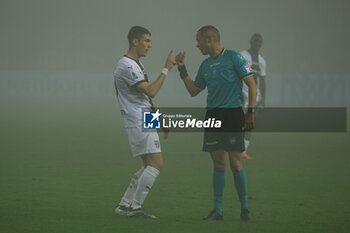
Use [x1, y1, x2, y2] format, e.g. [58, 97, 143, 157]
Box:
[175, 52, 186, 66]
[165, 50, 177, 70]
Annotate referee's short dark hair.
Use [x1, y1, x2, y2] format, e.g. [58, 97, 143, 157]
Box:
[198, 25, 220, 42]
[128, 26, 151, 47]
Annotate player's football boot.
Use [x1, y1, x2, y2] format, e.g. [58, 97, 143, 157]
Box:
[202, 209, 223, 220]
[240, 208, 252, 222]
[114, 205, 131, 216]
[241, 152, 253, 160]
[127, 208, 157, 219]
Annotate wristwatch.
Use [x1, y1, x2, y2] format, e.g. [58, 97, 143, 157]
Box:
[248, 107, 255, 113]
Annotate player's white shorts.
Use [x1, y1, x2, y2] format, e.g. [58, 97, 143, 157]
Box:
[125, 126, 161, 157]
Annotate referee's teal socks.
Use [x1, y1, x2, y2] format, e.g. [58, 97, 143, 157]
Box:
[233, 168, 248, 210]
[213, 168, 226, 215]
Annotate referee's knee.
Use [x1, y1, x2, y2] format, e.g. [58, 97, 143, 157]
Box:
[213, 161, 226, 170]
[230, 164, 242, 173]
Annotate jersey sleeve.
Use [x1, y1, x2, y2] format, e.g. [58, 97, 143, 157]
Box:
[233, 51, 254, 80]
[194, 62, 207, 90]
[121, 63, 146, 87]
[260, 56, 266, 77]
[239, 50, 251, 65]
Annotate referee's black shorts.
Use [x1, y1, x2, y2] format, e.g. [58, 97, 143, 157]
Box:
[202, 108, 245, 152]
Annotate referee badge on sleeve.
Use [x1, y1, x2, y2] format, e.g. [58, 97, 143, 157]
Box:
[245, 65, 253, 73]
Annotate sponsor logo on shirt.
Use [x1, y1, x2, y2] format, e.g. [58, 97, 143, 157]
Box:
[238, 54, 245, 60]
[131, 71, 139, 80]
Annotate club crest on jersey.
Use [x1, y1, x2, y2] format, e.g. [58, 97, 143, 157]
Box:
[229, 137, 236, 145]
[143, 110, 161, 129]
[154, 140, 160, 148]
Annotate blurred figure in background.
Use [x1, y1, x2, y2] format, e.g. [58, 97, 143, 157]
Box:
[240, 33, 267, 160]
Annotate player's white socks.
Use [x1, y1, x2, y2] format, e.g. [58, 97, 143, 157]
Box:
[119, 166, 145, 207]
[244, 138, 250, 152]
[130, 165, 160, 210]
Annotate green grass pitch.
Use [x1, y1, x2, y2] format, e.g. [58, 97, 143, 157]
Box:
[1, 98, 349, 233]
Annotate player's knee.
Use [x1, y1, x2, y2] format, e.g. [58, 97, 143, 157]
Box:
[149, 159, 163, 171]
[230, 163, 242, 172]
[155, 161, 163, 171]
[144, 153, 163, 171]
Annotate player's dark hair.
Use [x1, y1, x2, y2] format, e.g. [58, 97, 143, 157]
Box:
[251, 33, 263, 40]
[198, 25, 220, 42]
[128, 26, 151, 47]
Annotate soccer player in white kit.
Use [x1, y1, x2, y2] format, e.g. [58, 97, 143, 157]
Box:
[240, 33, 266, 160]
[113, 26, 176, 218]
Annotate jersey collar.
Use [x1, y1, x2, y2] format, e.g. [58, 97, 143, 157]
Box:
[124, 55, 139, 62]
[212, 48, 226, 60]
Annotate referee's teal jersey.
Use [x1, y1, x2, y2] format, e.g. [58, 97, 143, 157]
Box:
[194, 49, 254, 109]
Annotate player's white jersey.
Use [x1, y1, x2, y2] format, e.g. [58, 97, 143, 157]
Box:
[240, 50, 266, 78]
[240, 50, 266, 107]
[114, 56, 152, 128]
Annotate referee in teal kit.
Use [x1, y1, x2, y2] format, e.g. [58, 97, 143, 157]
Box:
[175, 25, 256, 221]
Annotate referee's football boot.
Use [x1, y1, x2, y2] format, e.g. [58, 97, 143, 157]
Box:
[114, 205, 131, 216]
[202, 209, 223, 220]
[127, 208, 157, 219]
[240, 208, 252, 222]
